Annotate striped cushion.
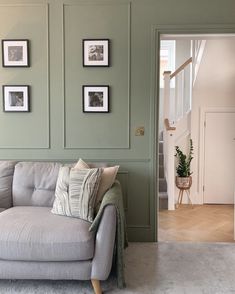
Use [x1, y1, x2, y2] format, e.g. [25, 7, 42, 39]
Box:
[51, 166, 102, 222]
[74, 159, 119, 206]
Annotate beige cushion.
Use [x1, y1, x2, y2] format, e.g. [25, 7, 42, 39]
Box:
[51, 166, 102, 222]
[74, 159, 119, 205]
[75, 158, 89, 169]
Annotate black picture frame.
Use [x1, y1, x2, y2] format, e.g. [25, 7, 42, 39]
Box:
[83, 85, 109, 113]
[83, 39, 110, 67]
[3, 85, 30, 112]
[2, 39, 29, 67]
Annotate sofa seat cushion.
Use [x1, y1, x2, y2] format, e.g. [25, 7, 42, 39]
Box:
[0, 206, 94, 262]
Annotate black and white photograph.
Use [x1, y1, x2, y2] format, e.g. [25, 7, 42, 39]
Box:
[89, 45, 104, 61]
[3, 85, 30, 112]
[83, 85, 109, 113]
[2, 40, 29, 67]
[83, 39, 109, 67]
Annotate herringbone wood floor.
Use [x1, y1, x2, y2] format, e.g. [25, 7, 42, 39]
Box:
[159, 204, 234, 242]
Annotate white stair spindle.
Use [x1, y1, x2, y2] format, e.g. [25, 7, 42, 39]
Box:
[175, 75, 178, 122]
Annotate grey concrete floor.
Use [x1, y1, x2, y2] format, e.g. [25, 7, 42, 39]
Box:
[1, 242, 235, 293]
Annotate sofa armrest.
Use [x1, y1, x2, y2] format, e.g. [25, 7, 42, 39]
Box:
[91, 205, 116, 280]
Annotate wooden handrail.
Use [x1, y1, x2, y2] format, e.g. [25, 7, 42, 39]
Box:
[163, 70, 171, 76]
[164, 118, 176, 131]
[170, 57, 192, 79]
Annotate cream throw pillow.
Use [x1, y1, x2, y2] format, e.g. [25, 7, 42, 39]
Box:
[75, 158, 89, 169]
[74, 159, 119, 204]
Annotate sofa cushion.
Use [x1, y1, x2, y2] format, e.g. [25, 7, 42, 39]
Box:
[51, 166, 102, 222]
[0, 206, 94, 261]
[12, 162, 61, 207]
[74, 159, 119, 206]
[0, 161, 17, 208]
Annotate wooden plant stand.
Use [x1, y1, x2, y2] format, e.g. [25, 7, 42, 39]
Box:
[175, 176, 193, 208]
[176, 187, 193, 208]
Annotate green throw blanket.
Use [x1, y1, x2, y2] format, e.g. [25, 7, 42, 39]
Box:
[89, 180, 128, 288]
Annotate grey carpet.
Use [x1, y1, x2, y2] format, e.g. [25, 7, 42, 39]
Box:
[1, 242, 235, 293]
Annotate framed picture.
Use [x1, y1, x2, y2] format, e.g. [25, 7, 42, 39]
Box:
[3, 85, 30, 112]
[2, 39, 29, 67]
[83, 39, 109, 67]
[83, 85, 109, 113]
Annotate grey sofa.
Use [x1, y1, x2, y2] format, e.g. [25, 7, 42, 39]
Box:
[0, 161, 117, 294]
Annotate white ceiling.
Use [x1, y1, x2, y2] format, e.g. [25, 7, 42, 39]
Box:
[161, 34, 235, 40]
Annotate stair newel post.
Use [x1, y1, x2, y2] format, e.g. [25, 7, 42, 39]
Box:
[163, 71, 176, 210]
[166, 130, 175, 210]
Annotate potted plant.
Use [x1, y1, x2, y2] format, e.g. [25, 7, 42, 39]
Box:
[175, 139, 193, 189]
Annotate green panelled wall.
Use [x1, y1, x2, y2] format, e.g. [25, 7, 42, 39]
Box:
[0, 4, 49, 148]
[64, 3, 130, 149]
[0, 0, 235, 241]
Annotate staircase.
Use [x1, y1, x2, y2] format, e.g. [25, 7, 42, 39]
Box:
[159, 133, 168, 210]
[159, 39, 206, 210]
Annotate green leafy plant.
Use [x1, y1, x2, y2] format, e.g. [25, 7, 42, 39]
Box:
[175, 139, 193, 177]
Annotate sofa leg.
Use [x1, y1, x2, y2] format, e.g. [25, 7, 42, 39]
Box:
[91, 279, 102, 294]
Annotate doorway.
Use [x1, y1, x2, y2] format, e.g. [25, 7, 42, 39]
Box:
[157, 33, 235, 243]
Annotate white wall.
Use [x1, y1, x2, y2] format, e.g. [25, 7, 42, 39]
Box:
[191, 38, 235, 203]
[175, 40, 191, 68]
[175, 40, 192, 119]
[174, 111, 191, 203]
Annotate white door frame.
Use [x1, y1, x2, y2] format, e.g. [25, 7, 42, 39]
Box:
[199, 107, 235, 204]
